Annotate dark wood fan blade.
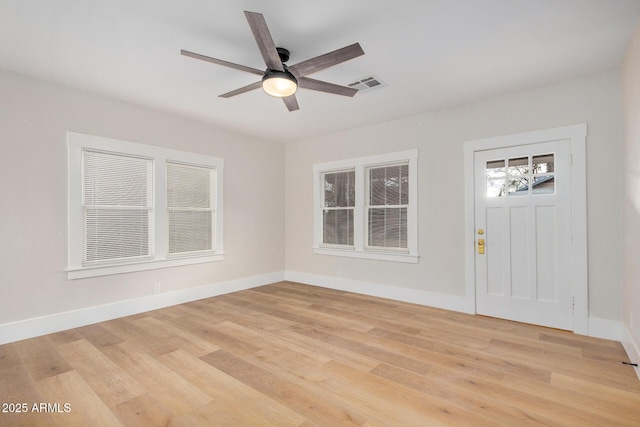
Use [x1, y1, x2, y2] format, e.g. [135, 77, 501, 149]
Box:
[289, 43, 364, 78]
[219, 81, 262, 98]
[298, 77, 358, 97]
[181, 50, 264, 76]
[282, 95, 299, 112]
[244, 11, 284, 72]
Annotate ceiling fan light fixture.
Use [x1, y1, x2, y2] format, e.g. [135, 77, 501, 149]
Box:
[262, 70, 298, 97]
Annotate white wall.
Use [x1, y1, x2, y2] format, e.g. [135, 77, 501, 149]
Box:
[0, 69, 285, 330]
[621, 20, 640, 370]
[0, 64, 628, 343]
[285, 71, 623, 322]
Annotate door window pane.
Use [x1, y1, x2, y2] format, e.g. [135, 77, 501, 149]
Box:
[487, 179, 506, 197]
[532, 153, 555, 194]
[533, 154, 554, 173]
[488, 153, 557, 197]
[508, 157, 529, 176]
[487, 160, 505, 178]
[487, 160, 506, 197]
[532, 176, 555, 194]
[508, 178, 529, 196]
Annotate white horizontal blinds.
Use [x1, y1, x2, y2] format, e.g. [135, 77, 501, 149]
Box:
[167, 162, 215, 256]
[322, 170, 355, 246]
[367, 163, 409, 250]
[82, 149, 153, 265]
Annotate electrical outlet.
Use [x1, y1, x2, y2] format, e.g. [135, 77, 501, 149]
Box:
[336, 270, 342, 278]
[153, 283, 161, 294]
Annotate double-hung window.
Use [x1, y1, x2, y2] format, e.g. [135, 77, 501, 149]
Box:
[313, 150, 418, 263]
[321, 170, 355, 247]
[68, 132, 224, 279]
[166, 162, 216, 257]
[366, 163, 409, 251]
[82, 149, 153, 265]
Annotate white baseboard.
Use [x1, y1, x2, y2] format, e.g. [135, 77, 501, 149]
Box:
[0, 271, 285, 345]
[586, 317, 640, 379]
[4, 268, 637, 375]
[621, 324, 640, 381]
[587, 316, 624, 341]
[284, 273, 636, 344]
[285, 270, 470, 314]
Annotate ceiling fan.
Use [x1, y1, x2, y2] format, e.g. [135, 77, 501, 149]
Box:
[181, 11, 365, 112]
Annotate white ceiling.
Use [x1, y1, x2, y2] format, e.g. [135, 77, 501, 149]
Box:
[1, 0, 639, 143]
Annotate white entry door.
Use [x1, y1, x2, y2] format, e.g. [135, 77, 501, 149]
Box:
[474, 139, 573, 330]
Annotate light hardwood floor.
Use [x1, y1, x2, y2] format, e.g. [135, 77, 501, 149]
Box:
[1, 281, 639, 426]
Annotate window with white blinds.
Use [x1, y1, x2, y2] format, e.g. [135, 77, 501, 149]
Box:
[366, 164, 409, 250]
[68, 132, 224, 279]
[313, 150, 418, 263]
[167, 162, 215, 256]
[322, 170, 355, 247]
[83, 150, 153, 265]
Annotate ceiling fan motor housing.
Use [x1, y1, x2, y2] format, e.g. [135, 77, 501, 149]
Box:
[276, 47, 290, 63]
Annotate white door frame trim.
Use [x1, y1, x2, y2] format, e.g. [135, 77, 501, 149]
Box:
[463, 124, 588, 335]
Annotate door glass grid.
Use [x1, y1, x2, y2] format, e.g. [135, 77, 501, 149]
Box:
[486, 153, 555, 197]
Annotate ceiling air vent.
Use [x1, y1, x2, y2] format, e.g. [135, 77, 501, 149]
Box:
[348, 76, 384, 92]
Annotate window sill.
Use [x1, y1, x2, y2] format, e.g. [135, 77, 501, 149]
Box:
[67, 254, 225, 279]
[313, 247, 419, 263]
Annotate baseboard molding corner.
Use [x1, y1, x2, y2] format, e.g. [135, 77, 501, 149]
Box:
[285, 270, 469, 314]
[621, 325, 640, 381]
[0, 271, 285, 345]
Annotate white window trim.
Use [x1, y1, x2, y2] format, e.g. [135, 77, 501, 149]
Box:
[67, 132, 224, 279]
[313, 150, 419, 263]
